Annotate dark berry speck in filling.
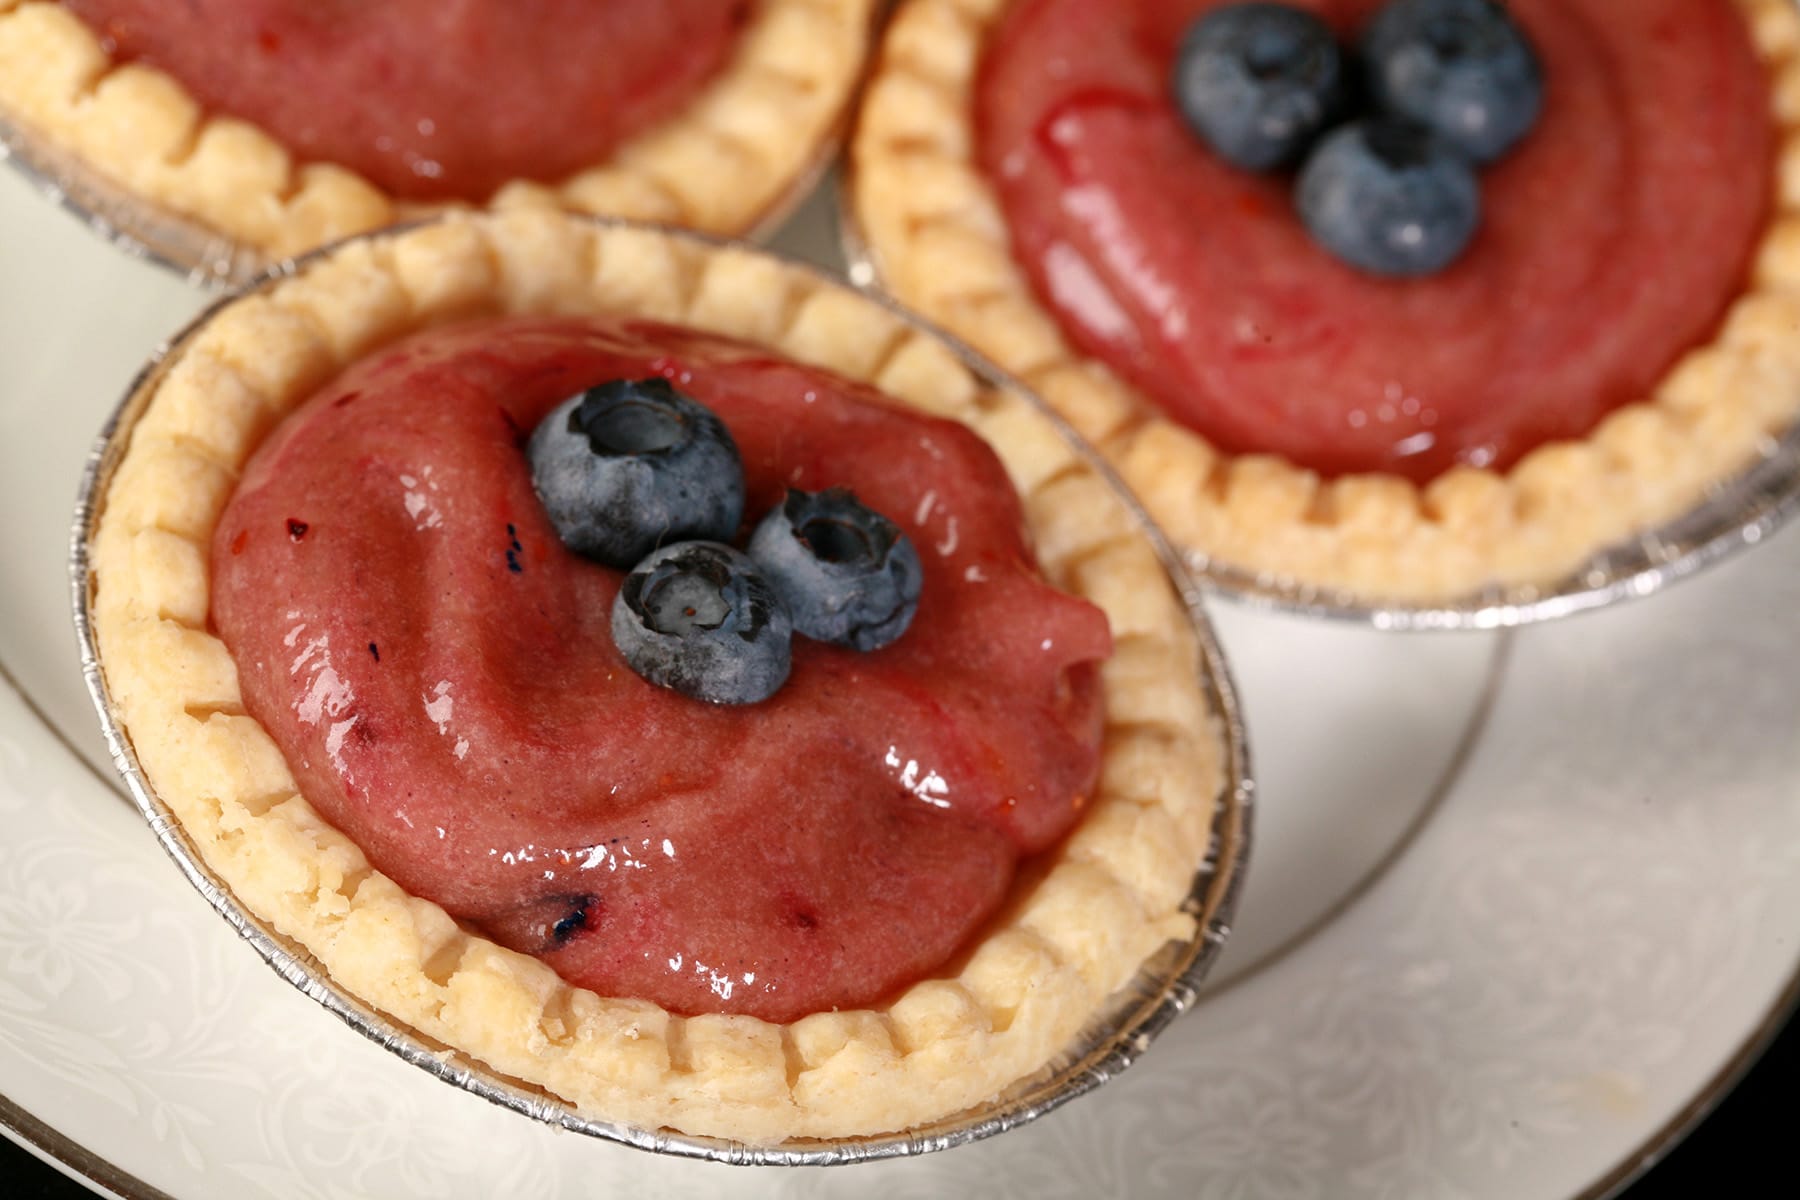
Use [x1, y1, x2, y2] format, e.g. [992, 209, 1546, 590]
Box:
[505, 523, 525, 574]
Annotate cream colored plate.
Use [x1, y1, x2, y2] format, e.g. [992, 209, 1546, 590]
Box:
[3, 168, 1798, 1199]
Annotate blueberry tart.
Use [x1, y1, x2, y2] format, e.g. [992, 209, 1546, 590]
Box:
[849, 0, 1800, 607]
[80, 212, 1242, 1146]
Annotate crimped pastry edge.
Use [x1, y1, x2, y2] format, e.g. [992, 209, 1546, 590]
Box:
[847, 0, 1800, 605]
[83, 211, 1232, 1146]
[0, 0, 877, 258]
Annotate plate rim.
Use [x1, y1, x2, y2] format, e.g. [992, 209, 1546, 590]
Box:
[2, 635, 1797, 1197]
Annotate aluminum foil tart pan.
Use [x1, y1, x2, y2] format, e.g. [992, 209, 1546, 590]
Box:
[71, 214, 1253, 1164]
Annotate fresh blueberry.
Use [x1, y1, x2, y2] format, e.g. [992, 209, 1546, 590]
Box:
[1363, 0, 1543, 164]
[527, 378, 744, 569]
[747, 488, 922, 652]
[612, 541, 792, 704]
[1296, 118, 1480, 277]
[1172, 3, 1346, 172]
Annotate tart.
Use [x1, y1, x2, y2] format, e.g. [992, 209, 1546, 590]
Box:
[80, 211, 1238, 1146]
[848, 0, 1800, 605]
[0, 0, 876, 262]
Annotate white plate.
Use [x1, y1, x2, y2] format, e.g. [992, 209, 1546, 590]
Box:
[2, 164, 1797, 1200]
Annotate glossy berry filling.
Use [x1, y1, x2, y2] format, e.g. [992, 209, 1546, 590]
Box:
[64, 0, 750, 201]
[976, 0, 1773, 481]
[209, 316, 1111, 1023]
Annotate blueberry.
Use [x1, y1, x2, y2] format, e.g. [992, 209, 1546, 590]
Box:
[612, 541, 791, 704]
[527, 378, 744, 568]
[551, 896, 596, 944]
[1172, 3, 1346, 171]
[747, 488, 922, 652]
[1297, 118, 1479, 277]
[1363, 0, 1542, 163]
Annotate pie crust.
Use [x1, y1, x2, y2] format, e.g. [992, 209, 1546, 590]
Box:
[84, 211, 1231, 1145]
[848, 0, 1800, 604]
[0, 0, 876, 255]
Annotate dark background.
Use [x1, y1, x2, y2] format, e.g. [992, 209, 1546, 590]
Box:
[2, 1009, 1793, 1199]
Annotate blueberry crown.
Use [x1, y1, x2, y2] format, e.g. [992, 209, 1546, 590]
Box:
[572, 377, 694, 456]
[782, 486, 903, 570]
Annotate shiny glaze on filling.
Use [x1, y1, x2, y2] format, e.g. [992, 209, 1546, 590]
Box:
[210, 316, 1111, 1022]
[976, 0, 1773, 481]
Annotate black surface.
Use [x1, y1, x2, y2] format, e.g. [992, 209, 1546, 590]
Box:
[1, 1009, 1793, 1198]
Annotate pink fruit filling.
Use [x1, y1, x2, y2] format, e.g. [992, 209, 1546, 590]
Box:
[64, 0, 749, 201]
[976, 0, 1774, 482]
[209, 317, 1113, 1024]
